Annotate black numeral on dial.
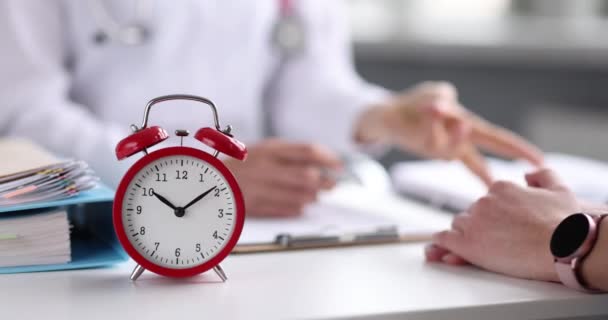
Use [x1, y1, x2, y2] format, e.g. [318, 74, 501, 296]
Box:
[142, 187, 154, 196]
[176, 170, 188, 180]
[156, 173, 167, 182]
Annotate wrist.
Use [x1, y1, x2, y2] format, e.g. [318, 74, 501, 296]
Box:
[580, 216, 608, 291]
[550, 213, 607, 292]
[353, 103, 397, 145]
[580, 203, 608, 215]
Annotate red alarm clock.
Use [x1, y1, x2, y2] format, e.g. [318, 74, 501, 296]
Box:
[113, 95, 247, 281]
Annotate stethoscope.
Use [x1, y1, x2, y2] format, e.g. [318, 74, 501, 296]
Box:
[88, 0, 153, 46]
[88, 0, 304, 136]
[89, 0, 306, 54]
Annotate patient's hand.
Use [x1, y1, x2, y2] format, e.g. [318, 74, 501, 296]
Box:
[426, 169, 580, 282]
[355, 81, 544, 185]
[224, 138, 341, 217]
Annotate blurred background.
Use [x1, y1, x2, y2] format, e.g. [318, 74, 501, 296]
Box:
[347, 0, 608, 165]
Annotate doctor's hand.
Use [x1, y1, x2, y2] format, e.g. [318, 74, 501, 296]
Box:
[223, 138, 341, 217]
[425, 169, 580, 282]
[355, 81, 544, 185]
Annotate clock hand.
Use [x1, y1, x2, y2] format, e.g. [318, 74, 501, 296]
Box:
[183, 186, 217, 210]
[152, 191, 177, 210]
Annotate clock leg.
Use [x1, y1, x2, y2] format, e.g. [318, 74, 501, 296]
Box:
[213, 264, 228, 282]
[130, 264, 146, 281]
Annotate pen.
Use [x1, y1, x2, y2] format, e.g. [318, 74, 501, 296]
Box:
[320, 167, 363, 185]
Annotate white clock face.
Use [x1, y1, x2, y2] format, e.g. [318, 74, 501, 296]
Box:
[121, 154, 236, 269]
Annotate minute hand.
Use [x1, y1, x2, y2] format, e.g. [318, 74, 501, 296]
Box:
[183, 186, 217, 210]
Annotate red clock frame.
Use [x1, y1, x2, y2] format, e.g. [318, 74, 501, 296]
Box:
[113, 146, 245, 278]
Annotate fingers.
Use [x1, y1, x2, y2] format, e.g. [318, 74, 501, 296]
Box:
[525, 168, 567, 191]
[459, 144, 493, 186]
[425, 244, 469, 265]
[433, 229, 466, 254]
[451, 213, 470, 233]
[422, 105, 493, 186]
[272, 164, 329, 191]
[427, 115, 449, 156]
[236, 139, 343, 218]
[441, 253, 470, 265]
[248, 184, 318, 217]
[425, 244, 450, 262]
[253, 202, 307, 217]
[414, 81, 459, 101]
[470, 117, 544, 166]
[423, 105, 470, 160]
[440, 118, 472, 160]
[268, 141, 343, 169]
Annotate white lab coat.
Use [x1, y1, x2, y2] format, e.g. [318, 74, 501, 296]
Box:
[0, 0, 388, 186]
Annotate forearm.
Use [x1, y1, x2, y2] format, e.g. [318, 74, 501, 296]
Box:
[581, 218, 608, 291]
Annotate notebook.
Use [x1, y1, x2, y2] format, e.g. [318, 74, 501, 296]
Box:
[391, 153, 608, 212]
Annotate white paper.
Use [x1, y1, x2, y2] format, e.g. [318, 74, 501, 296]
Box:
[391, 153, 608, 212]
[238, 185, 440, 245]
[0, 138, 60, 178]
[0, 211, 71, 267]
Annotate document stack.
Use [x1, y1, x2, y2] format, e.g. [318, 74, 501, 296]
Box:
[0, 160, 98, 206]
[0, 210, 70, 267]
[0, 138, 127, 273]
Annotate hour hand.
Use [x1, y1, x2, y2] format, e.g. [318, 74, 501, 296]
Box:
[152, 191, 177, 210]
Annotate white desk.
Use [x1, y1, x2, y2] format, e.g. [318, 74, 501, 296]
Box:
[2, 187, 607, 320]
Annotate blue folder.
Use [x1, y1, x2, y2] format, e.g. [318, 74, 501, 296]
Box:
[0, 185, 128, 274]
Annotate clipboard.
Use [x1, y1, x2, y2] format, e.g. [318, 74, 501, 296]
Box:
[233, 227, 432, 254]
[232, 197, 438, 255]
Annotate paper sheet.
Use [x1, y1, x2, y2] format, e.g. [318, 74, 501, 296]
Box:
[0, 138, 60, 178]
[0, 210, 70, 267]
[391, 153, 608, 212]
[238, 185, 441, 245]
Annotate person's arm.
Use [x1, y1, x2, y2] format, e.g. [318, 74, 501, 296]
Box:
[269, 0, 389, 154]
[0, 0, 130, 186]
[270, 1, 543, 185]
[427, 169, 608, 292]
[581, 218, 608, 291]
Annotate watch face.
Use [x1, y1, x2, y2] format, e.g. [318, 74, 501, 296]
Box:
[550, 213, 590, 258]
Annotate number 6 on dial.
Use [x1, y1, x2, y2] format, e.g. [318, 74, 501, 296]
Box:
[112, 95, 247, 282]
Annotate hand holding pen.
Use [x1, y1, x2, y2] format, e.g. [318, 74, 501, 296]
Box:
[223, 138, 341, 218]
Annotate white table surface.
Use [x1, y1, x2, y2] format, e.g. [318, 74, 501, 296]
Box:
[2, 186, 607, 320]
